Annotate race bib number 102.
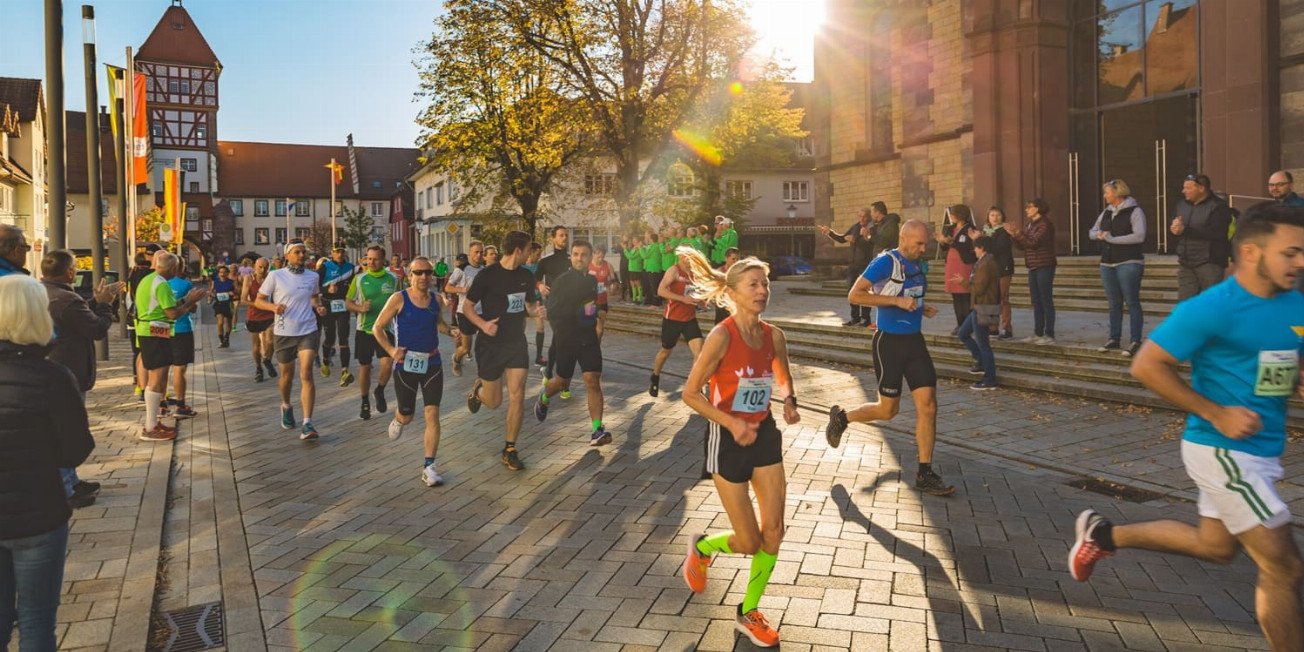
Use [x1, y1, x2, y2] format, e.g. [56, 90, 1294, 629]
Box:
[730, 376, 773, 413]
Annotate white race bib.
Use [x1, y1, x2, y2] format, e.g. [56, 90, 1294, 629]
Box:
[215, 292, 231, 302]
[1256, 350, 1298, 397]
[507, 292, 526, 313]
[149, 320, 172, 339]
[596, 282, 606, 294]
[730, 376, 773, 413]
[330, 299, 347, 313]
[403, 350, 431, 374]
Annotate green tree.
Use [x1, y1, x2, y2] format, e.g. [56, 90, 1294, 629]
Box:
[487, 0, 757, 228]
[415, 1, 592, 238]
[337, 205, 378, 257]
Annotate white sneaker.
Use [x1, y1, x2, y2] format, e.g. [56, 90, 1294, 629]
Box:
[422, 463, 444, 487]
[1020, 335, 1040, 343]
[387, 419, 405, 441]
[1035, 336, 1056, 346]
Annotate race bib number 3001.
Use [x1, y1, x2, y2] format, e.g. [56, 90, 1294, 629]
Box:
[507, 292, 526, 313]
[730, 376, 773, 413]
[1255, 350, 1298, 397]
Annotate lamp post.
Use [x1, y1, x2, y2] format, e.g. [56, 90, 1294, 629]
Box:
[83, 5, 108, 360]
[787, 204, 798, 256]
[46, 0, 67, 249]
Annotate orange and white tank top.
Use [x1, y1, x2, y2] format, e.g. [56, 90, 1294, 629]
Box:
[710, 316, 776, 423]
[664, 264, 697, 322]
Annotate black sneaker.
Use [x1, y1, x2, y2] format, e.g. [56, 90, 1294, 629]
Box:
[1097, 339, 1120, 353]
[968, 364, 983, 375]
[648, 373, 660, 398]
[534, 394, 549, 422]
[373, 386, 387, 413]
[502, 445, 525, 471]
[842, 318, 862, 327]
[998, 330, 1013, 340]
[467, 381, 482, 414]
[360, 400, 371, 421]
[68, 481, 100, 508]
[264, 359, 278, 378]
[915, 469, 956, 496]
[1123, 341, 1141, 357]
[825, 405, 848, 449]
[255, 367, 264, 383]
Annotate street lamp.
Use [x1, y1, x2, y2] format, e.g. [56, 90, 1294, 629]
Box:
[787, 204, 798, 256]
[787, 204, 797, 220]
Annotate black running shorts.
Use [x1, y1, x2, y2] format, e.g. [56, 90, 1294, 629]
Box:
[138, 336, 173, 371]
[871, 330, 937, 398]
[354, 330, 392, 365]
[245, 319, 273, 334]
[660, 318, 704, 350]
[213, 302, 233, 318]
[552, 342, 602, 379]
[395, 366, 444, 414]
[704, 414, 783, 484]
[169, 331, 195, 366]
[474, 335, 529, 382]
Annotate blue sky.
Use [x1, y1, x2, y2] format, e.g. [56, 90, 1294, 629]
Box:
[5, 0, 816, 149]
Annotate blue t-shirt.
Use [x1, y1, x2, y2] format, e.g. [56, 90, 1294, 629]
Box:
[167, 277, 194, 333]
[211, 278, 236, 303]
[860, 250, 927, 335]
[1150, 277, 1304, 458]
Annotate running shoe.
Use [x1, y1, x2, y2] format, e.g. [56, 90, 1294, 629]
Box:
[915, 469, 956, 496]
[139, 425, 177, 442]
[166, 397, 180, 407]
[825, 405, 848, 449]
[281, 406, 296, 430]
[300, 422, 319, 441]
[502, 445, 525, 471]
[1035, 336, 1056, 346]
[534, 394, 549, 422]
[422, 463, 444, 487]
[683, 534, 711, 593]
[735, 607, 779, 648]
[136, 387, 144, 401]
[68, 481, 100, 508]
[648, 373, 659, 398]
[968, 364, 984, 375]
[340, 369, 354, 388]
[535, 356, 546, 367]
[320, 359, 330, 377]
[560, 389, 571, 400]
[156, 421, 178, 433]
[360, 400, 371, 421]
[590, 426, 612, 446]
[255, 367, 264, 383]
[970, 381, 998, 391]
[387, 419, 404, 441]
[1123, 341, 1142, 357]
[264, 359, 278, 378]
[1069, 508, 1114, 581]
[467, 381, 482, 414]
[998, 330, 1013, 340]
[452, 357, 463, 377]
[373, 386, 387, 413]
[174, 404, 198, 417]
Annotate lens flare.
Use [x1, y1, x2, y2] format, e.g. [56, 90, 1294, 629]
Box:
[673, 129, 723, 166]
[729, 81, 744, 96]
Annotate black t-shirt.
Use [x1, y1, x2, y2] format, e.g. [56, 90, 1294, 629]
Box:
[537, 250, 572, 311]
[547, 268, 599, 346]
[466, 263, 540, 341]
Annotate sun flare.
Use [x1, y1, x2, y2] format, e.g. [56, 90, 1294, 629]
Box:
[744, 0, 827, 81]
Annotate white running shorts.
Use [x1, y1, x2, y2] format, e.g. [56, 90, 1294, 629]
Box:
[1181, 440, 1291, 535]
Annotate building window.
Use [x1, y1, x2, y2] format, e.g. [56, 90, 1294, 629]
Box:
[372, 225, 387, 242]
[179, 158, 198, 172]
[795, 137, 814, 158]
[254, 200, 269, 217]
[196, 125, 206, 139]
[334, 201, 343, 217]
[725, 180, 753, 199]
[255, 228, 269, 245]
[186, 206, 200, 221]
[782, 181, 809, 202]
[234, 228, 244, 245]
[436, 184, 444, 205]
[275, 228, 287, 245]
[424, 189, 432, 209]
[372, 181, 381, 189]
[371, 202, 384, 217]
[584, 174, 616, 196]
[229, 199, 243, 217]
[168, 79, 179, 93]
[295, 227, 310, 239]
[151, 123, 162, 137]
[275, 200, 288, 217]
[295, 200, 309, 217]
[668, 168, 696, 197]
[189, 181, 199, 192]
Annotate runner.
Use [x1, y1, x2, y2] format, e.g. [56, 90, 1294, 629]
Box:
[388, 254, 407, 288]
[210, 265, 237, 348]
[317, 246, 356, 384]
[677, 247, 798, 649]
[625, 234, 644, 304]
[347, 245, 399, 420]
[372, 257, 458, 486]
[649, 248, 705, 397]
[824, 220, 956, 496]
[254, 240, 328, 440]
[243, 258, 277, 382]
[484, 245, 500, 267]
[715, 247, 739, 325]
[445, 243, 485, 376]
[588, 245, 617, 338]
[537, 226, 571, 393]
[134, 252, 207, 441]
[461, 231, 544, 471]
[166, 267, 199, 418]
[1069, 204, 1304, 649]
[534, 240, 612, 445]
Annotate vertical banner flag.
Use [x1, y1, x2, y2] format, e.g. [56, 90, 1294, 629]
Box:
[131, 73, 149, 182]
[105, 66, 124, 160]
[162, 167, 182, 242]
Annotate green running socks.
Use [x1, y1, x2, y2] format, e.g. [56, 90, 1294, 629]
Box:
[696, 531, 734, 556]
[742, 549, 777, 613]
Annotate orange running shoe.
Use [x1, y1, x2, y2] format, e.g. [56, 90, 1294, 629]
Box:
[736, 607, 779, 648]
[682, 534, 711, 593]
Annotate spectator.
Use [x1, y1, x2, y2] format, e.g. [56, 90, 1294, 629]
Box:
[1009, 198, 1057, 345]
[983, 207, 1016, 339]
[1090, 179, 1147, 356]
[954, 235, 1000, 390]
[41, 249, 123, 508]
[937, 204, 978, 333]
[710, 216, 738, 266]
[1169, 173, 1233, 300]
[869, 201, 901, 259]
[0, 274, 95, 651]
[0, 225, 31, 277]
[817, 207, 874, 327]
[1268, 170, 1304, 207]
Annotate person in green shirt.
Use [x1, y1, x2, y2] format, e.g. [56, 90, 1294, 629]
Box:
[661, 225, 679, 272]
[711, 217, 738, 265]
[347, 245, 401, 420]
[642, 233, 663, 306]
[134, 252, 207, 440]
[625, 235, 644, 303]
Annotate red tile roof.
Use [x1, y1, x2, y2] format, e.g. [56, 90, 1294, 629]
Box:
[353, 147, 420, 199]
[136, 5, 221, 68]
[217, 141, 354, 198]
[0, 78, 43, 123]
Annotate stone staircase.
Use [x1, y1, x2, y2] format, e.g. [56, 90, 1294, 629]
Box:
[789, 255, 1181, 317]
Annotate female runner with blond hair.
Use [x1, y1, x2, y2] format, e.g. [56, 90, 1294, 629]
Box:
[677, 246, 799, 649]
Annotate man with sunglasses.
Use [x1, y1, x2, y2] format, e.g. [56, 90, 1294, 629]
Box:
[1170, 173, 1234, 300]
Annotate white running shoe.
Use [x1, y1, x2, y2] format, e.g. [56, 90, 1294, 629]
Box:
[422, 464, 444, 487]
[387, 419, 404, 441]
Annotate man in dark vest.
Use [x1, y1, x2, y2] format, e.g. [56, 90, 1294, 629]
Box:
[1169, 173, 1233, 300]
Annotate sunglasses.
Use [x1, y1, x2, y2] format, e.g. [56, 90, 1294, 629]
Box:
[410, 269, 434, 276]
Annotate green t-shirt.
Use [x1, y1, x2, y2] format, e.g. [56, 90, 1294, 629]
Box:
[626, 246, 644, 272]
[134, 272, 177, 337]
[712, 228, 737, 264]
[346, 268, 399, 334]
[643, 243, 662, 273]
[661, 237, 679, 269]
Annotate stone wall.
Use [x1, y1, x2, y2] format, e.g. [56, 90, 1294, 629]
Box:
[1282, 0, 1304, 175]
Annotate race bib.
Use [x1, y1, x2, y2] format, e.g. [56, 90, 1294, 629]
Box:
[403, 350, 430, 374]
[730, 376, 773, 413]
[1255, 350, 1298, 397]
[507, 292, 526, 313]
[596, 282, 606, 294]
[215, 292, 231, 302]
[330, 299, 347, 313]
[149, 320, 172, 339]
[904, 285, 924, 298]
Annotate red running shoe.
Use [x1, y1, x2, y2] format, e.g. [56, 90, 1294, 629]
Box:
[683, 534, 711, 593]
[1069, 508, 1114, 581]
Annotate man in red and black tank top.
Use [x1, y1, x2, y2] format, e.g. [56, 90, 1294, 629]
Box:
[242, 258, 277, 382]
[649, 256, 705, 397]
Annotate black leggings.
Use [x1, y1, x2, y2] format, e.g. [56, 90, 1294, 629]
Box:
[951, 293, 971, 328]
[322, 311, 351, 362]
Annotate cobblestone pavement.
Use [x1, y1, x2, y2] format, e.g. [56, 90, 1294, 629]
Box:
[54, 312, 1301, 651]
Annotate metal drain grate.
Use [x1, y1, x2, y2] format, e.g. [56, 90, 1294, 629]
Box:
[162, 602, 224, 652]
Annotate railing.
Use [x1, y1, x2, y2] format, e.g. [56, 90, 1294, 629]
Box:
[1069, 152, 1080, 255]
[1154, 139, 1169, 253]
